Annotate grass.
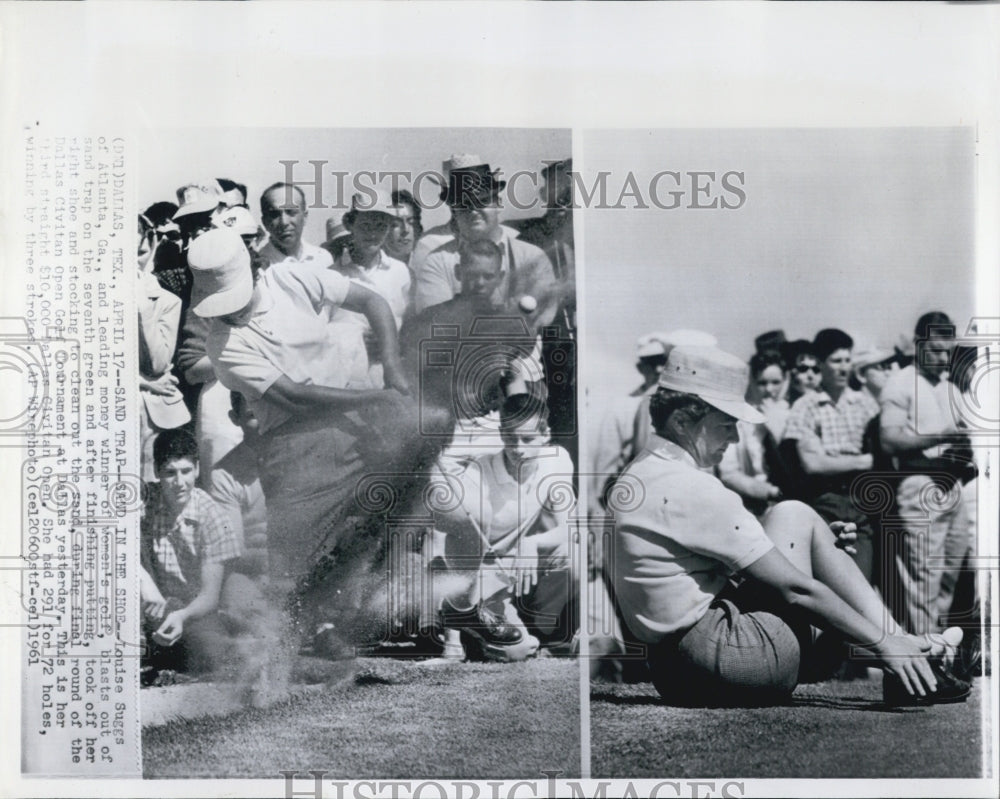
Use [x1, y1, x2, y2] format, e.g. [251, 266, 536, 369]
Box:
[142, 656, 581, 779]
[590, 672, 986, 778]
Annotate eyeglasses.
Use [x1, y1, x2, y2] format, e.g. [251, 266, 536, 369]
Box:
[796, 364, 821, 374]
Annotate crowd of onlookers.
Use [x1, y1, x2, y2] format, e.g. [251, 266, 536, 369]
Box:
[591, 318, 981, 682]
[135, 155, 578, 683]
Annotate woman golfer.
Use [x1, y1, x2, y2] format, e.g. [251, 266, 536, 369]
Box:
[610, 344, 970, 707]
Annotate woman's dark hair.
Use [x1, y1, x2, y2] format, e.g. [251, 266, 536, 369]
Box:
[812, 328, 854, 363]
[649, 388, 713, 436]
[749, 350, 786, 379]
[143, 201, 179, 227]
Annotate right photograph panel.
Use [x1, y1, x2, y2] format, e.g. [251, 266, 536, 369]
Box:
[582, 128, 989, 779]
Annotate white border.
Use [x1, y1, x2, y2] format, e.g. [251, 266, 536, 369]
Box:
[2, 2, 998, 797]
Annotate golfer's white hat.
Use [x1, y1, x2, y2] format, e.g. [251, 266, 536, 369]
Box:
[658, 345, 765, 424]
[188, 228, 253, 318]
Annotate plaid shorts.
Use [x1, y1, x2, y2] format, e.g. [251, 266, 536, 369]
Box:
[646, 581, 814, 706]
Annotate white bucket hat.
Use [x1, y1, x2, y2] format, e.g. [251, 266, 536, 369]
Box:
[658, 345, 765, 424]
[188, 228, 253, 318]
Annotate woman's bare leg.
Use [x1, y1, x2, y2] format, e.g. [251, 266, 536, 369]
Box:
[761, 500, 900, 644]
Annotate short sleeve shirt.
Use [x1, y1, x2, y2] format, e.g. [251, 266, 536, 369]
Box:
[414, 230, 556, 315]
[434, 445, 574, 557]
[206, 262, 352, 435]
[258, 239, 334, 270]
[879, 364, 957, 462]
[330, 250, 411, 330]
[612, 436, 775, 643]
[477, 446, 574, 555]
[141, 484, 241, 603]
[783, 389, 876, 456]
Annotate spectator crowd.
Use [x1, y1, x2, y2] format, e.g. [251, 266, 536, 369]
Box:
[133, 148, 981, 709]
[135, 154, 578, 689]
[591, 319, 982, 703]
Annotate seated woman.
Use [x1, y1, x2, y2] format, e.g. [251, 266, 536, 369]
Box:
[610, 344, 971, 707]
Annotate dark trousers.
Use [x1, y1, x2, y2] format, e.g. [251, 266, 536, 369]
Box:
[809, 490, 875, 584]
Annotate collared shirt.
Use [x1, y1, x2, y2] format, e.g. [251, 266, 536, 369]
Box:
[433, 445, 574, 556]
[258, 239, 334, 270]
[408, 222, 520, 287]
[331, 249, 411, 330]
[206, 262, 354, 435]
[612, 436, 774, 643]
[879, 364, 958, 462]
[413, 228, 555, 315]
[141, 484, 240, 603]
[589, 385, 654, 515]
[783, 388, 876, 457]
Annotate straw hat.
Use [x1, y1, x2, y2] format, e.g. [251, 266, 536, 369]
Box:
[658, 345, 765, 423]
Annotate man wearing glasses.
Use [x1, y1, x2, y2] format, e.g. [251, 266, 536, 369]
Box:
[782, 328, 880, 584]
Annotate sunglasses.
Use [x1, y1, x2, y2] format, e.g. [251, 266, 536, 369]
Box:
[796, 364, 821, 374]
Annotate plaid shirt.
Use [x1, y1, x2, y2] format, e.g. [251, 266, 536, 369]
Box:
[141, 483, 241, 602]
[783, 389, 876, 457]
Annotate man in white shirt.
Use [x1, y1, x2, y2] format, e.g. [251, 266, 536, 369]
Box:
[880, 312, 973, 636]
[429, 392, 577, 661]
[257, 182, 334, 270]
[328, 191, 412, 388]
[412, 162, 559, 326]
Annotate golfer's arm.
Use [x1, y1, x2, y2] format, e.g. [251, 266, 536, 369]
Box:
[179, 562, 225, 622]
[340, 283, 401, 365]
[263, 375, 383, 415]
[743, 549, 889, 649]
[795, 436, 871, 475]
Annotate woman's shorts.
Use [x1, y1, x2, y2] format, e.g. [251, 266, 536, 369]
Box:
[646, 581, 815, 706]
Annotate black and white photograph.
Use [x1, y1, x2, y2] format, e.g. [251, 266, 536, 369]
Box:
[130, 127, 582, 777]
[583, 127, 991, 779]
[2, 3, 999, 798]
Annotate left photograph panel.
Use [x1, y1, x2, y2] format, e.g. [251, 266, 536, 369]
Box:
[133, 127, 580, 779]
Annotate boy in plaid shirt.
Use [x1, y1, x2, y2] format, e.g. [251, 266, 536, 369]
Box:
[141, 429, 265, 674]
[782, 328, 878, 583]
